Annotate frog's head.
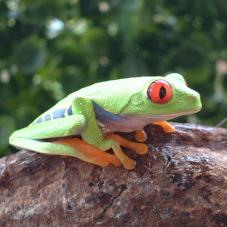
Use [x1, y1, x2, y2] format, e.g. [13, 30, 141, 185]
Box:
[126, 73, 202, 121]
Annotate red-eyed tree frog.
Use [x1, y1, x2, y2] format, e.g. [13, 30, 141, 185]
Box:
[9, 73, 202, 170]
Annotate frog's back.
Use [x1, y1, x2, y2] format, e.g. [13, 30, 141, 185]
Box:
[31, 77, 152, 124]
[76, 77, 149, 98]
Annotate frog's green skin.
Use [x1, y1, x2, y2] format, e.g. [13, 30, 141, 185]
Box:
[9, 73, 202, 169]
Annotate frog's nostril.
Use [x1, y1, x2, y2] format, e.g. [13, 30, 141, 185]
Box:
[190, 93, 202, 111]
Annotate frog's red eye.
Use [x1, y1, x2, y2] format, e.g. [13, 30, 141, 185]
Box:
[147, 80, 173, 104]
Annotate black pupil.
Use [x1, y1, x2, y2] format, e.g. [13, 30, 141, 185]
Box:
[159, 86, 166, 99]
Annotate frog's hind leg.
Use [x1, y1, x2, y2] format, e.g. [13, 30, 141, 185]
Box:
[9, 115, 120, 167]
[55, 137, 121, 167]
[11, 137, 119, 167]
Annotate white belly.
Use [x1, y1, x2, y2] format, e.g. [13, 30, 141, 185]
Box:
[98, 114, 169, 133]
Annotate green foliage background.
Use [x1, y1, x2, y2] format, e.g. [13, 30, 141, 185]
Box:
[0, 0, 227, 155]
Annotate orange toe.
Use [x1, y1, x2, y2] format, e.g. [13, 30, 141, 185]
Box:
[134, 130, 147, 142]
[106, 134, 148, 155]
[152, 121, 175, 133]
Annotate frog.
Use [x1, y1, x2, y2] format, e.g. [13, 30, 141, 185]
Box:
[9, 73, 202, 170]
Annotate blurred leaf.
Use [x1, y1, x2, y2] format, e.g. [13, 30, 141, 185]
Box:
[0, 0, 227, 158]
[81, 28, 109, 58]
[123, 54, 149, 77]
[0, 116, 15, 155]
[11, 37, 46, 75]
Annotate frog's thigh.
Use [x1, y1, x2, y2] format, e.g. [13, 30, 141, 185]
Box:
[10, 115, 86, 140]
[152, 121, 175, 133]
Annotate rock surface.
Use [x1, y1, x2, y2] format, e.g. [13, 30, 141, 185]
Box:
[0, 123, 226, 227]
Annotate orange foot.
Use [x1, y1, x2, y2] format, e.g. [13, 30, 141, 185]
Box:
[55, 138, 121, 168]
[105, 133, 148, 155]
[152, 121, 175, 133]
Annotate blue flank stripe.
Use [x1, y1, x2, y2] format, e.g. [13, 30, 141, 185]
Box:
[52, 108, 66, 119]
[34, 105, 73, 124]
[92, 101, 123, 123]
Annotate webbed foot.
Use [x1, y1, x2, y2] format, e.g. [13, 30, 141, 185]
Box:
[102, 133, 148, 170]
[105, 133, 148, 155]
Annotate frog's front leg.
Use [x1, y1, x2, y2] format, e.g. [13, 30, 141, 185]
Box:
[74, 97, 142, 170]
[105, 133, 148, 155]
[152, 121, 175, 133]
[132, 121, 174, 144]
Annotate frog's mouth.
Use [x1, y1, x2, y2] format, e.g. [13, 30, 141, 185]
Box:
[98, 107, 201, 133]
[94, 100, 201, 133]
[154, 107, 201, 121]
[125, 107, 202, 123]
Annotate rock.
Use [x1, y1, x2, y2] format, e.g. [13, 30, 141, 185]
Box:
[0, 123, 226, 226]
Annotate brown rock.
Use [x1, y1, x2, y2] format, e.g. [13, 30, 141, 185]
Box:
[0, 123, 226, 227]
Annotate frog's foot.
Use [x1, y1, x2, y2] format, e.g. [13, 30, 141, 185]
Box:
[55, 138, 121, 167]
[103, 133, 148, 170]
[134, 130, 147, 142]
[105, 133, 148, 155]
[152, 121, 175, 133]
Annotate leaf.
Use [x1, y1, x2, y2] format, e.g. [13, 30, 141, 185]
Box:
[0, 116, 15, 155]
[10, 37, 46, 75]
